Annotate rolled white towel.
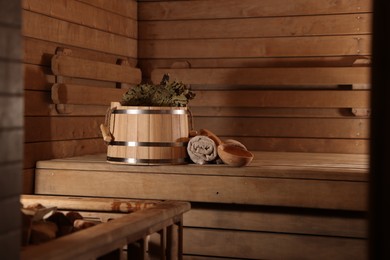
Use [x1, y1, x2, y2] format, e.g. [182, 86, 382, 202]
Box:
[187, 135, 217, 164]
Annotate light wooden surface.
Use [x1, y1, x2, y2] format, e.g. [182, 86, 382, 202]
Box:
[21, 198, 190, 260]
[35, 151, 368, 210]
[34, 151, 368, 259]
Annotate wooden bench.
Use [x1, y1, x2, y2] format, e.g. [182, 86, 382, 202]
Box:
[21, 195, 190, 260]
[34, 151, 369, 259]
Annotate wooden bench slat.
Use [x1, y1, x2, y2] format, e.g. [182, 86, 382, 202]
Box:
[152, 67, 370, 86]
[51, 55, 141, 84]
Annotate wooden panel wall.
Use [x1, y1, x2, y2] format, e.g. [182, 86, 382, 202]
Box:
[22, 0, 138, 193]
[138, 0, 372, 154]
[0, 0, 23, 258]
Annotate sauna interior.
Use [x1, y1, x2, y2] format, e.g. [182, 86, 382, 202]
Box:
[0, 0, 380, 259]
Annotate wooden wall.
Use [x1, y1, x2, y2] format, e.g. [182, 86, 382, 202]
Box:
[22, 0, 138, 193]
[138, 0, 372, 154]
[0, 0, 23, 258]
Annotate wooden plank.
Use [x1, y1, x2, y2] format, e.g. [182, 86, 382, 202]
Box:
[35, 151, 369, 181]
[51, 54, 141, 84]
[193, 117, 369, 138]
[24, 64, 52, 91]
[24, 116, 104, 142]
[52, 84, 126, 105]
[21, 200, 190, 260]
[139, 35, 371, 59]
[78, 0, 137, 19]
[220, 136, 369, 154]
[22, 0, 137, 38]
[152, 67, 370, 86]
[138, 0, 372, 20]
[24, 91, 110, 116]
[139, 56, 370, 74]
[24, 63, 117, 92]
[183, 228, 367, 260]
[21, 195, 157, 213]
[190, 90, 369, 108]
[140, 13, 371, 40]
[22, 10, 137, 57]
[34, 169, 368, 210]
[184, 207, 367, 238]
[24, 138, 106, 169]
[191, 107, 361, 118]
[23, 37, 137, 67]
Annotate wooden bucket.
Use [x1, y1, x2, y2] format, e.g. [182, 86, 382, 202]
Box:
[105, 102, 189, 165]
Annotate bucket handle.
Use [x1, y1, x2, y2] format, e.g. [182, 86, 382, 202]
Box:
[100, 106, 116, 143]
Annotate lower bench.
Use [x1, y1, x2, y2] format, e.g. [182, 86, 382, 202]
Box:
[20, 195, 190, 260]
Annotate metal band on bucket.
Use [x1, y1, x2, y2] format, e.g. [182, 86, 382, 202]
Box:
[110, 141, 188, 147]
[112, 108, 188, 115]
[107, 156, 187, 164]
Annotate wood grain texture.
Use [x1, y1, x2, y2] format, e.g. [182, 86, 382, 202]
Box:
[140, 13, 371, 40]
[22, 0, 137, 38]
[217, 136, 369, 154]
[78, 0, 137, 19]
[138, 0, 371, 20]
[34, 168, 367, 210]
[23, 37, 137, 67]
[51, 84, 125, 105]
[22, 10, 137, 57]
[152, 67, 370, 86]
[139, 35, 370, 59]
[183, 228, 366, 259]
[24, 116, 104, 142]
[193, 117, 369, 138]
[51, 55, 141, 84]
[189, 90, 369, 108]
[24, 139, 106, 168]
[184, 207, 367, 238]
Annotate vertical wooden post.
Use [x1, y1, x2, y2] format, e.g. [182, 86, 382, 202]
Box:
[159, 228, 167, 260]
[166, 220, 184, 260]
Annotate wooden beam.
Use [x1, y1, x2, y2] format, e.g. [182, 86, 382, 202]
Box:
[151, 67, 370, 86]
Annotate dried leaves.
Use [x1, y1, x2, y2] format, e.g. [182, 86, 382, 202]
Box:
[121, 74, 195, 107]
